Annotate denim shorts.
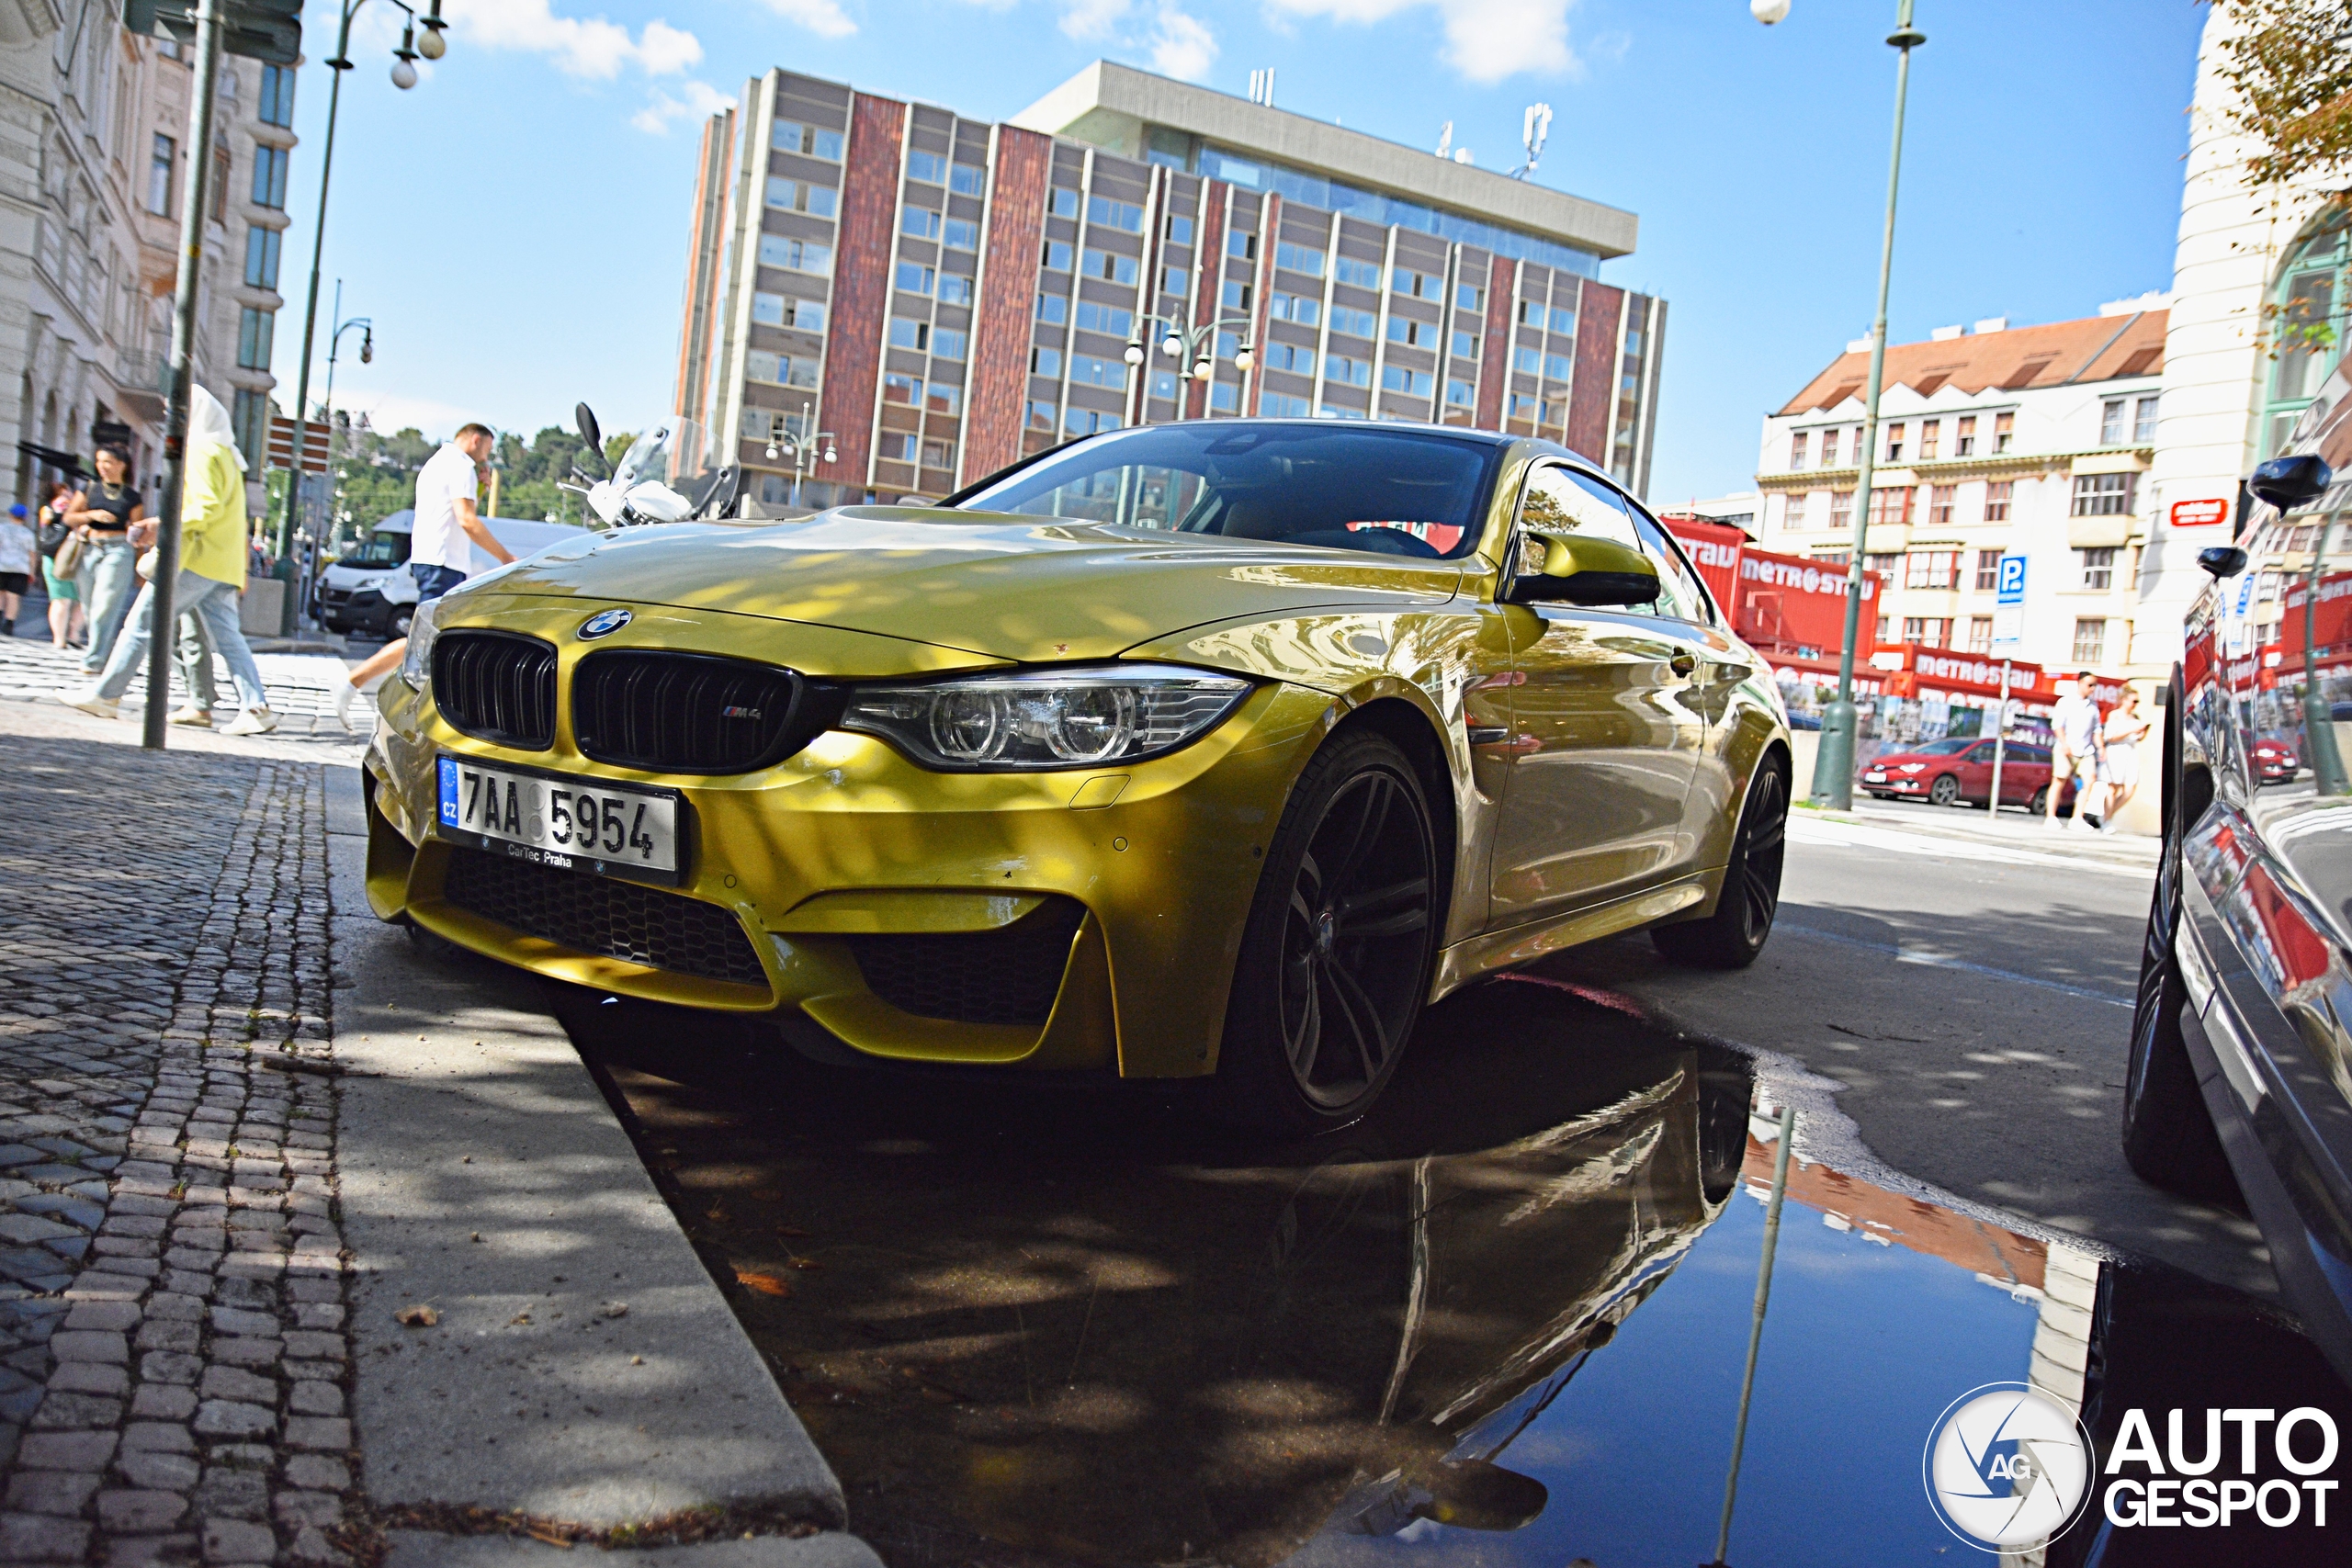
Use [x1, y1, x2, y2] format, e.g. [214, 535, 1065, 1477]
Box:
[413, 563, 468, 604]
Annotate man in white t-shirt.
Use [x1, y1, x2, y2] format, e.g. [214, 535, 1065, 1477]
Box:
[336, 423, 514, 727]
[2045, 675, 2108, 830]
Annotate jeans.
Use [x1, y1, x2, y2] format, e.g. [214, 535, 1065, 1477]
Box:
[93, 570, 268, 713]
[413, 562, 467, 604]
[177, 611, 218, 711]
[76, 536, 136, 672]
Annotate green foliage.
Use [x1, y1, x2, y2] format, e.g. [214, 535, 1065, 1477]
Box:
[310, 420, 635, 542]
[2219, 0, 2352, 190]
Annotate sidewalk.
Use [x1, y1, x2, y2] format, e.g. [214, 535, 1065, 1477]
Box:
[0, 700, 874, 1565]
[1804, 795, 2160, 873]
[0, 637, 372, 749]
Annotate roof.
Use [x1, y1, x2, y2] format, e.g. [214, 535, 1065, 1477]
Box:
[1777, 310, 2168, 416]
[1011, 61, 1638, 261]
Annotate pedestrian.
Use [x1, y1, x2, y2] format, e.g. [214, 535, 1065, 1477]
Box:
[62, 387, 278, 734]
[334, 422, 513, 728]
[63, 445, 144, 674]
[0, 501, 32, 637]
[36, 480, 85, 649]
[2045, 674, 2108, 831]
[2101, 686, 2153, 825]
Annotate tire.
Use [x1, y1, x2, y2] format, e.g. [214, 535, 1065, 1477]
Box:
[1211, 730, 1441, 1135]
[2029, 784, 2049, 815]
[1928, 773, 1961, 807]
[1654, 758, 1788, 970]
[2122, 671, 2240, 1205]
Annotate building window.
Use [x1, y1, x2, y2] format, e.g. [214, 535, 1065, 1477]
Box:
[1876, 615, 1892, 644]
[2133, 395, 2158, 444]
[258, 64, 295, 128]
[1334, 256, 1382, 289]
[1928, 484, 1955, 525]
[1444, 379, 1474, 409]
[1329, 305, 1377, 338]
[1820, 428, 1840, 468]
[941, 218, 978, 252]
[1867, 551, 1902, 579]
[1965, 615, 1993, 653]
[1904, 550, 1959, 590]
[1164, 213, 1193, 245]
[2073, 618, 2107, 664]
[1919, 419, 1939, 461]
[250, 145, 288, 209]
[243, 225, 279, 289]
[1259, 342, 1313, 374]
[1261, 391, 1311, 418]
[1507, 392, 1539, 420]
[1082, 248, 1136, 285]
[906, 151, 946, 185]
[1069, 353, 1125, 388]
[1974, 548, 2003, 591]
[745, 352, 819, 389]
[1272, 241, 1324, 277]
[937, 275, 973, 306]
[1269, 292, 1320, 326]
[2071, 472, 2137, 516]
[1782, 494, 1806, 531]
[2129, 545, 2143, 590]
[1955, 415, 1976, 457]
[1160, 265, 1187, 297]
[773, 120, 845, 160]
[1076, 301, 1133, 338]
[1385, 317, 1433, 348]
[765, 178, 838, 217]
[1035, 293, 1069, 326]
[1788, 432, 1810, 470]
[1048, 186, 1080, 220]
[1221, 280, 1251, 312]
[900, 209, 941, 242]
[1455, 283, 1482, 312]
[1885, 422, 1905, 461]
[1209, 380, 1239, 412]
[895, 262, 935, 297]
[1512, 345, 1540, 375]
[1452, 330, 1478, 360]
[951, 163, 985, 197]
[1868, 486, 1913, 527]
[1984, 480, 2013, 522]
[1903, 617, 1951, 648]
[1544, 351, 1572, 381]
[1064, 407, 1122, 436]
[1088, 196, 1144, 233]
[148, 134, 174, 215]
[1830, 490, 1853, 530]
[1328, 355, 1373, 389]
[2079, 547, 2116, 591]
[2101, 400, 2126, 446]
[1226, 230, 1256, 261]
[1029, 345, 1060, 378]
[1381, 366, 1433, 396]
[231, 389, 267, 471]
[236, 306, 273, 370]
[930, 327, 967, 361]
[758, 235, 831, 276]
[1027, 400, 1057, 431]
[888, 317, 931, 353]
[1994, 412, 2014, 453]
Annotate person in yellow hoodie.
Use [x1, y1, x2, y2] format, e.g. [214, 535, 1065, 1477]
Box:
[63, 386, 277, 735]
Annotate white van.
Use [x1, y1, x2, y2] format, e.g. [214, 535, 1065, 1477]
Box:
[317, 510, 586, 637]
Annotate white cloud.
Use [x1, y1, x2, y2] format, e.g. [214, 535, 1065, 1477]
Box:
[1262, 0, 1586, 84]
[632, 79, 738, 135]
[755, 0, 859, 39]
[1059, 0, 1129, 41]
[454, 0, 704, 80]
[1148, 6, 1217, 80]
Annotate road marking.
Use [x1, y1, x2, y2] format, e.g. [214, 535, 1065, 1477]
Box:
[1779, 920, 2136, 1007]
[1788, 815, 2153, 878]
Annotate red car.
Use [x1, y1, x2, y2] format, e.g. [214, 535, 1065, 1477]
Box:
[1860, 736, 2077, 813]
[2252, 736, 2302, 784]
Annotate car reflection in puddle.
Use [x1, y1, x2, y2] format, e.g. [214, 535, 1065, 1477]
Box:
[555, 972, 2352, 1568]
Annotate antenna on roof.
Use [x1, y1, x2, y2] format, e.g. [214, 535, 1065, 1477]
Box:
[1512, 103, 1552, 180]
[1434, 120, 1453, 158]
[1248, 68, 1276, 107]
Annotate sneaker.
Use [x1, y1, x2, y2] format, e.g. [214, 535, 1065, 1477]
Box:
[168, 705, 214, 728]
[220, 706, 279, 736]
[60, 690, 119, 719]
[334, 680, 358, 731]
[2082, 813, 2103, 831]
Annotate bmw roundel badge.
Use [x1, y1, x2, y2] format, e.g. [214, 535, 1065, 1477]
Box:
[578, 608, 633, 640]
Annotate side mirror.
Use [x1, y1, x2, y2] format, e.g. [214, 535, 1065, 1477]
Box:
[1510, 530, 1661, 607]
[2249, 454, 2333, 513]
[575, 403, 607, 477]
[2198, 545, 2249, 580]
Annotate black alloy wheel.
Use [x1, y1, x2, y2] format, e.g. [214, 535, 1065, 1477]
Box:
[2120, 671, 2240, 1204]
[1654, 760, 1788, 969]
[1928, 773, 1962, 807]
[1214, 731, 1440, 1134]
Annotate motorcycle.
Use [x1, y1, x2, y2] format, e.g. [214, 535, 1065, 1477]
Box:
[565, 402, 744, 527]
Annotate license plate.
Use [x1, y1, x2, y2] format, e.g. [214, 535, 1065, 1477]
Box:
[435, 756, 683, 883]
[1864, 771, 1886, 782]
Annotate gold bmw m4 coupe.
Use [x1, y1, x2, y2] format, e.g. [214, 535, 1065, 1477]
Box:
[362, 420, 1791, 1132]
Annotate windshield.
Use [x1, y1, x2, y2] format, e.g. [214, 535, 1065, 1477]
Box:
[338, 531, 409, 568]
[1907, 739, 1981, 756]
[951, 423, 1501, 561]
[610, 419, 724, 523]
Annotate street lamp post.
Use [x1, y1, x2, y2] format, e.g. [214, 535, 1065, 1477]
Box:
[1777, 0, 1925, 808]
[273, 0, 446, 560]
[299, 298, 372, 618]
[1124, 310, 1257, 423]
[763, 430, 839, 509]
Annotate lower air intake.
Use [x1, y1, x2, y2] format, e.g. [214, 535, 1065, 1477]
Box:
[441, 848, 766, 987]
[845, 899, 1087, 1027]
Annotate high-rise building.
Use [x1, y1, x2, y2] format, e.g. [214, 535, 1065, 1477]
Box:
[0, 18, 298, 511]
[673, 61, 1666, 511]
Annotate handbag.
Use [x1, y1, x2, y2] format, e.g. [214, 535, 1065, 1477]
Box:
[51, 527, 83, 578]
[136, 547, 159, 582]
[37, 520, 69, 556]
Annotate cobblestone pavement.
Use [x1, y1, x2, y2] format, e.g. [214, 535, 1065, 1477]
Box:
[0, 639, 375, 749]
[0, 734, 352, 1564]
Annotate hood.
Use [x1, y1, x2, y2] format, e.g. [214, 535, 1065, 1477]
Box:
[467, 506, 1464, 661]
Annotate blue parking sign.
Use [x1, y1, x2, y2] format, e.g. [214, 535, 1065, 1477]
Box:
[1996, 554, 2028, 604]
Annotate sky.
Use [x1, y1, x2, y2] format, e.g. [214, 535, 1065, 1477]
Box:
[277, 0, 2209, 505]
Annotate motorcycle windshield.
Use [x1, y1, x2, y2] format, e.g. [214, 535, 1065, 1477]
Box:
[613, 420, 723, 520]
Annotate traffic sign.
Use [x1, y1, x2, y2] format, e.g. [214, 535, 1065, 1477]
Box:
[1992, 552, 2027, 651]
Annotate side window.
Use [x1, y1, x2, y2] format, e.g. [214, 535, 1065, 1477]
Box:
[1518, 465, 1643, 551]
[1626, 508, 1713, 625]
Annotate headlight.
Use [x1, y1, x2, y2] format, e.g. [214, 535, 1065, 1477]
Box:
[1898, 762, 1926, 773]
[399, 599, 443, 690]
[841, 664, 1251, 772]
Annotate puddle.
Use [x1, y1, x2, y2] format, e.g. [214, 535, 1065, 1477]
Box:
[556, 974, 2352, 1567]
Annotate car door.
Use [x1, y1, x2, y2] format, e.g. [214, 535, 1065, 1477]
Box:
[1489, 464, 1711, 925]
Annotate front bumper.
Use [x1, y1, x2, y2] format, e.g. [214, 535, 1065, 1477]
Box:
[365, 599, 1331, 1079]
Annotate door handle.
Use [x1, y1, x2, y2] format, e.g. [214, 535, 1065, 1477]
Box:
[1668, 651, 1696, 678]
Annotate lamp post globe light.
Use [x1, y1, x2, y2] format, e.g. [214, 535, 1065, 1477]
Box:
[1765, 0, 1924, 809]
[274, 0, 451, 561]
[1122, 309, 1258, 423]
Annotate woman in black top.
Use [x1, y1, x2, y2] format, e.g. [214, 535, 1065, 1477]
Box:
[65, 445, 144, 674]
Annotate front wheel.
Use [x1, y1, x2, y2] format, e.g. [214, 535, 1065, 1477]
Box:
[1654, 759, 1788, 970]
[1212, 731, 1441, 1135]
[1928, 773, 1962, 807]
[2028, 784, 2049, 815]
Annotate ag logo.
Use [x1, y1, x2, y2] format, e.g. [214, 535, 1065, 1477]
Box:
[1924, 1383, 2094, 1551]
[578, 608, 633, 640]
